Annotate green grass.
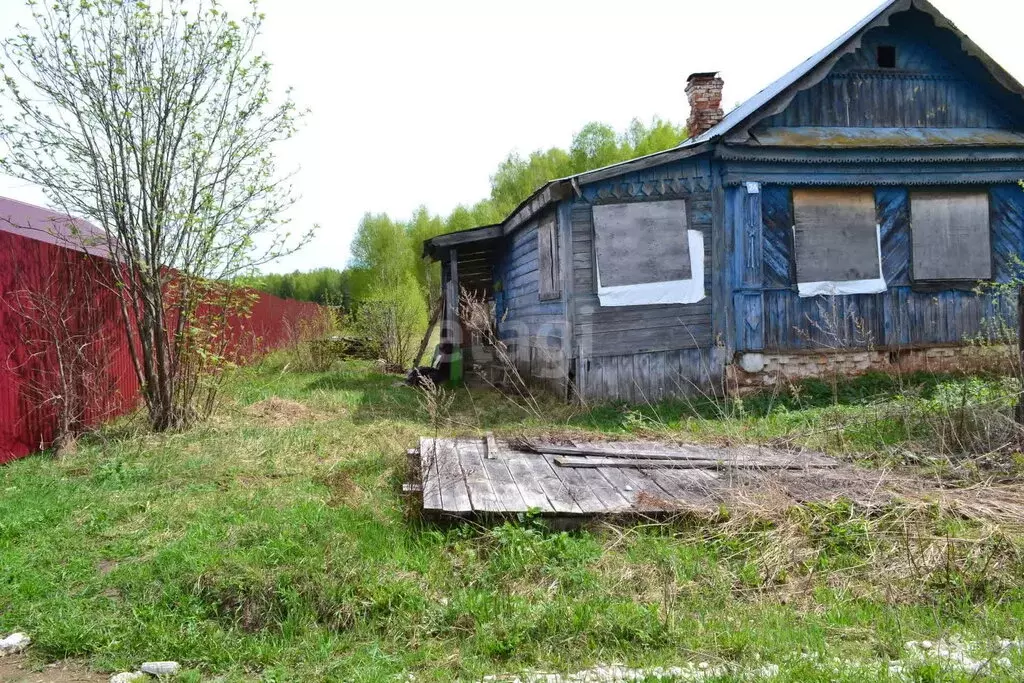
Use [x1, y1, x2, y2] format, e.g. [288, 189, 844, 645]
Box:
[1, 359, 1023, 681]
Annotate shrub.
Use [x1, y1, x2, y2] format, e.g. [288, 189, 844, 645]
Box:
[284, 307, 344, 372]
[354, 277, 427, 370]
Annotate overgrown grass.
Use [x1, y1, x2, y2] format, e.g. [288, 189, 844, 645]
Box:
[1, 358, 1023, 681]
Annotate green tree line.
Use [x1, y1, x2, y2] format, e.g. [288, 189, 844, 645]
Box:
[251, 118, 688, 363]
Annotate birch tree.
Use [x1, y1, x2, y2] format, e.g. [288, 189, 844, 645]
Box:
[0, 0, 311, 430]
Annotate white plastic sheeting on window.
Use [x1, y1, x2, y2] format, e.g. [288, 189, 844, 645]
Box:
[596, 229, 705, 307]
[796, 224, 887, 297]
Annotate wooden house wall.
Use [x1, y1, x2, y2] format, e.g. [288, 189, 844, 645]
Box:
[761, 8, 1022, 130]
[569, 158, 723, 401]
[732, 182, 1024, 353]
[494, 216, 569, 394]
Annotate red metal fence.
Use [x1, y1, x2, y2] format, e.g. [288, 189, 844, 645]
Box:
[0, 220, 323, 463]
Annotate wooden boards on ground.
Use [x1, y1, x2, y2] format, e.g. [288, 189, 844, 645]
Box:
[416, 437, 844, 520]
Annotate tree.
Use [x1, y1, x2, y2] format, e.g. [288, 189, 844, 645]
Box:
[0, 0, 311, 430]
[350, 213, 415, 284]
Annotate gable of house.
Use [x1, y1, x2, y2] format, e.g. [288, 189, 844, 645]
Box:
[759, 7, 1024, 131]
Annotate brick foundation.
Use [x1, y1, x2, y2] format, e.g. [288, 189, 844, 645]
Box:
[728, 345, 1015, 391]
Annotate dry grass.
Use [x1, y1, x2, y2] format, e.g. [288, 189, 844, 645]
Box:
[243, 396, 315, 426]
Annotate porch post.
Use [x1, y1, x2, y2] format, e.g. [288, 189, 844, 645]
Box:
[445, 247, 463, 384]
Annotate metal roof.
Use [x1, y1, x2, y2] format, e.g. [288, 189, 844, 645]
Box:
[0, 196, 109, 257]
[683, 0, 903, 148]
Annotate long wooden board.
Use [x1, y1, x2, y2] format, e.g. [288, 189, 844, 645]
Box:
[420, 438, 443, 511]
[505, 454, 556, 512]
[455, 439, 503, 513]
[547, 457, 608, 513]
[417, 437, 850, 519]
[434, 438, 473, 513]
[554, 456, 839, 470]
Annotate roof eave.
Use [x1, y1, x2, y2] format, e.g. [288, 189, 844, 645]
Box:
[422, 223, 503, 260]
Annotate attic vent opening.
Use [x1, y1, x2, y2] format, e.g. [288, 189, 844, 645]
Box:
[877, 45, 897, 69]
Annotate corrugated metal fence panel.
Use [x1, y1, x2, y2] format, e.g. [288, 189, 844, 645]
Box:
[0, 232, 324, 463]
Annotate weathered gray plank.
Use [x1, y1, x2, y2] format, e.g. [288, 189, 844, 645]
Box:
[420, 438, 442, 511]
[454, 439, 503, 513]
[595, 466, 669, 512]
[537, 217, 560, 299]
[554, 456, 839, 470]
[910, 190, 991, 281]
[517, 453, 582, 514]
[582, 325, 712, 361]
[477, 443, 529, 512]
[793, 188, 879, 282]
[616, 466, 679, 507]
[505, 455, 556, 512]
[434, 439, 474, 513]
[545, 455, 607, 513]
[574, 467, 633, 511]
[641, 467, 719, 504]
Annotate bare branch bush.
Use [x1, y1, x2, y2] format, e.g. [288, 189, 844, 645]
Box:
[0, 0, 312, 431]
[281, 306, 343, 373]
[459, 289, 545, 420]
[785, 295, 1024, 466]
[3, 255, 118, 452]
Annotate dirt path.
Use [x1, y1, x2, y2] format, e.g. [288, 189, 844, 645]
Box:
[0, 656, 105, 683]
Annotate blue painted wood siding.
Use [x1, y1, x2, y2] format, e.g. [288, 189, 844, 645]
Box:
[733, 183, 1024, 352]
[494, 216, 568, 391]
[569, 158, 724, 400]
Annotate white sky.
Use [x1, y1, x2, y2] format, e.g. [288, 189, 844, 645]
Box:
[0, 0, 1022, 273]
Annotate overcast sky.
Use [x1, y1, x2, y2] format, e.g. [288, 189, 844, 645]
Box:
[0, 0, 1022, 273]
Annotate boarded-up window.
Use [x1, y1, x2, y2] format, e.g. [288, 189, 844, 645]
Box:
[593, 200, 690, 287]
[793, 188, 882, 288]
[537, 217, 560, 300]
[910, 191, 991, 282]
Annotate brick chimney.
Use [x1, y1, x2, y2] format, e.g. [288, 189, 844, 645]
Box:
[685, 72, 725, 138]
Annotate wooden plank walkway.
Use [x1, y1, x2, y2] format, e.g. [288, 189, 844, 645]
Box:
[415, 437, 850, 519]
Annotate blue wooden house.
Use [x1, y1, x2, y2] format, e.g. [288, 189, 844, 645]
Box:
[423, 0, 1024, 402]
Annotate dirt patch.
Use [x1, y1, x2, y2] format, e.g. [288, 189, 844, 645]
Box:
[245, 397, 313, 427]
[0, 656, 105, 682]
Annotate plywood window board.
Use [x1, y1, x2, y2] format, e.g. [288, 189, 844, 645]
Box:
[792, 188, 886, 297]
[592, 200, 704, 306]
[910, 191, 991, 282]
